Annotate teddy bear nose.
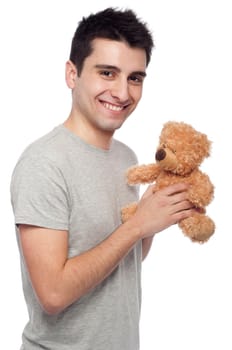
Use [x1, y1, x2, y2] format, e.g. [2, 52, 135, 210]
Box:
[155, 148, 166, 161]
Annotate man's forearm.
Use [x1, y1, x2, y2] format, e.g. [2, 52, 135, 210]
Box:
[142, 236, 154, 260]
[45, 221, 141, 314]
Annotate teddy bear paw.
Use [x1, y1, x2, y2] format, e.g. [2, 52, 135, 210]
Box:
[179, 214, 215, 243]
[121, 202, 138, 223]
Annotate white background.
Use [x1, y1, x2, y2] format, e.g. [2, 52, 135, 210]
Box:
[1, 0, 231, 349]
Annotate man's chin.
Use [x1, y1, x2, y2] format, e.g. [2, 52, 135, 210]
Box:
[100, 119, 127, 133]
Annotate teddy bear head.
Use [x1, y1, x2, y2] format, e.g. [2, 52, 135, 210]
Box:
[155, 121, 211, 176]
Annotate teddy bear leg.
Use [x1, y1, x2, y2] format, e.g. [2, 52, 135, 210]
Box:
[121, 202, 138, 223]
[179, 213, 215, 243]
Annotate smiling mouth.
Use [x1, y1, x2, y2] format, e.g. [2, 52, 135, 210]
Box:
[102, 102, 126, 112]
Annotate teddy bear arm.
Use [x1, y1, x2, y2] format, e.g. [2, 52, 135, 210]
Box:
[127, 163, 161, 184]
[188, 171, 214, 207]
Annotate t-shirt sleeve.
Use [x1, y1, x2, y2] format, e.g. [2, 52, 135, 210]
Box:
[10, 155, 69, 230]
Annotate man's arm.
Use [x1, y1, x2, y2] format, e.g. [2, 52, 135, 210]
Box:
[19, 183, 194, 315]
[142, 236, 154, 260]
[140, 184, 158, 260]
[19, 221, 140, 315]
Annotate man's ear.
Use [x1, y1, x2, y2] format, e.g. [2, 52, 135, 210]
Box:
[65, 60, 78, 89]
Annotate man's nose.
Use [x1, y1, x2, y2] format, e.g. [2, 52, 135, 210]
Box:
[110, 78, 130, 102]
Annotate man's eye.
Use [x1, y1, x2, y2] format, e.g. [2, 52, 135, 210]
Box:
[100, 71, 114, 78]
[129, 75, 143, 84]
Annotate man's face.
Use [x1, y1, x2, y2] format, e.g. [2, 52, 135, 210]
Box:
[68, 38, 147, 135]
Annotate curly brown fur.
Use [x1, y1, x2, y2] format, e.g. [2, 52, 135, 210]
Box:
[121, 121, 215, 243]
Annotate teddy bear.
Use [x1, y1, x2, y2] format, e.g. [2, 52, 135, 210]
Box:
[121, 121, 215, 243]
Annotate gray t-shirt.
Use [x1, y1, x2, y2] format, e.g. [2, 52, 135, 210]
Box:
[11, 125, 142, 350]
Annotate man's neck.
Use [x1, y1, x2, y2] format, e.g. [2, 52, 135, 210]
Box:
[63, 115, 113, 150]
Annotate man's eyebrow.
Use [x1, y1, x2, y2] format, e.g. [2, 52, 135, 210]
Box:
[95, 64, 146, 77]
[131, 71, 147, 77]
[95, 64, 121, 72]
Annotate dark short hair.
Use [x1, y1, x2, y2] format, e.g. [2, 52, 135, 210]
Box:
[69, 7, 154, 75]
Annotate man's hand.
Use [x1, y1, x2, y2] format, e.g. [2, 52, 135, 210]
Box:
[132, 183, 194, 239]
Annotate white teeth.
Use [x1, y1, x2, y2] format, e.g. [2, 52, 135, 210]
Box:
[103, 102, 124, 111]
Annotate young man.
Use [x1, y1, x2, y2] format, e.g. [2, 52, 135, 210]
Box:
[11, 8, 194, 350]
